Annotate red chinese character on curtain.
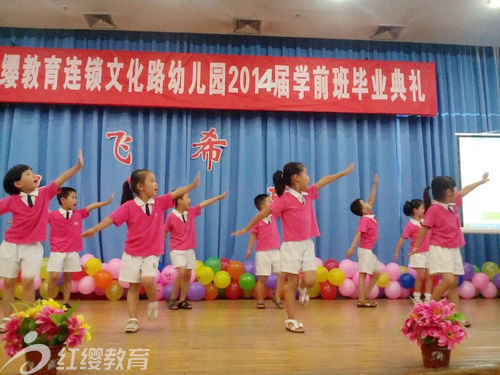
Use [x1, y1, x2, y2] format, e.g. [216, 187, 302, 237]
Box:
[191, 127, 228, 171]
[105, 131, 133, 165]
[267, 187, 278, 201]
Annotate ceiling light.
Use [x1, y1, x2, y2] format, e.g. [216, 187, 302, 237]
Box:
[487, 0, 500, 7]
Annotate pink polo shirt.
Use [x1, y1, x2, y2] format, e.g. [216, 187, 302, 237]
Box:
[422, 193, 465, 248]
[49, 208, 89, 253]
[0, 181, 60, 244]
[109, 193, 175, 257]
[270, 185, 319, 242]
[401, 218, 430, 253]
[165, 205, 202, 250]
[251, 216, 281, 251]
[358, 215, 378, 250]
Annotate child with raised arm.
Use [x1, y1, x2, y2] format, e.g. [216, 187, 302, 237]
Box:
[82, 170, 200, 333]
[0, 151, 84, 332]
[233, 162, 354, 333]
[47, 188, 115, 307]
[346, 174, 382, 308]
[245, 194, 285, 310]
[165, 190, 228, 310]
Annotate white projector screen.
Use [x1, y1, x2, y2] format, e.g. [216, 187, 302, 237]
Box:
[457, 133, 500, 233]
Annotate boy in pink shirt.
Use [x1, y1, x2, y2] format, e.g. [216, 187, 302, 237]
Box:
[165, 191, 228, 310]
[346, 174, 382, 308]
[0, 151, 83, 332]
[47, 187, 114, 307]
[245, 194, 285, 309]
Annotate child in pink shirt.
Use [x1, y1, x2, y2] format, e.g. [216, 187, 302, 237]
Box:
[411, 173, 489, 327]
[393, 198, 432, 304]
[0, 151, 83, 332]
[47, 187, 114, 307]
[165, 191, 228, 310]
[346, 174, 382, 308]
[233, 161, 354, 333]
[245, 194, 285, 310]
[82, 169, 200, 333]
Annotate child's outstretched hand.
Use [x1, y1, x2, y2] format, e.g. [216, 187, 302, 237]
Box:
[77, 150, 84, 169]
[245, 249, 252, 260]
[346, 247, 355, 258]
[408, 247, 418, 257]
[105, 193, 115, 205]
[480, 172, 490, 184]
[344, 163, 355, 175]
[220, 191, 229, 200]
[231, 228, 248, 237]
[193, 171, 201, 187]
[81, 228, 97, 239]
[373, 174, 379, 185]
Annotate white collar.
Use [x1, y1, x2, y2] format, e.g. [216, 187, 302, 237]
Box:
[134, 196, 155, 207]
[59, 207, 73, 217]
[172, 208, 188, 219]
[431, 199, 455, 210]
[363, 214, 376, 221]
[263, 215, 272, 224]
[287, 187, 307, 201]
[19, 189, 39, 198]
[410, 217, 421, 226]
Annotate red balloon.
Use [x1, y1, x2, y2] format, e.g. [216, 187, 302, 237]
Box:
[324, 259, 339, 271]
[220, 257, 230, 271]
[225, 280, 242, 300]
[204, 283, 218, 300]
[420, 275, 440, 294]
[93, 270, 113, 289]
[252, 285, 270, 300]
[72, 266, 86, 281]
[226, 261, 245, 281]
[320, 282, 337, 300]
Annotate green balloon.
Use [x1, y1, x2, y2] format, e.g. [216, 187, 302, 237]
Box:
[481, 262, 499, 280]
[473, 265, 480, 273]
[238, 273, 256, 291]
[205, 257, 222, 273]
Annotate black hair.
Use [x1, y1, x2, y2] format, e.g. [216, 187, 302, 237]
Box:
[350, 198, 363, 216]
[403, 199, 423, 216]
[121, 169, 151, 204]
[57, 187, 77, 205]
[272, 162, 304, 196]
[3, 164, 32, 195]
[423, 176, 456, 211]
[254, 194, 269, 210]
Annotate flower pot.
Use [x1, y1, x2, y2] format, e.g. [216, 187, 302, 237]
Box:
[420, 342, 451, 368]
[24, 345, 64, 375]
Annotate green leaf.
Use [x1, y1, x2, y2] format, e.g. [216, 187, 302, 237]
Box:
[19, 318, 36, 335]
[50, 313, 67, 326]
[422, 337, 436, 345]
[448, 312, 466, 322]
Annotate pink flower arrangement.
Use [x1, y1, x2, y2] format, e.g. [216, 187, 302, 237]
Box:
[2, 299, 91, 357]
[402, 299, 468, 350]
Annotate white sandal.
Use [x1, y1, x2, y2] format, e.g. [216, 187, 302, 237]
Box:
[125, 318, 139, 333]
[298, 287, 310, 305]
[0, 317, 11, 333]
[285, 319, 305, 333]
[147, 302, 159, 320]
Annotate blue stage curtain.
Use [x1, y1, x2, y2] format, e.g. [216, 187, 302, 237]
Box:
[0, 28, 499, 266]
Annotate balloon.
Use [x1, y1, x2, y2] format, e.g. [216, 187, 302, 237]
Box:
[471, 272, 489, 290]
[33, 277, 42, 290]
[94, 287, 105, 296]
[493, 273, 500, 288]
[197, 266, 215, 285]
[242, 288, 253, 299]
[226, 261, 245, 280]
[56, 273, 64, 287]
[93, 270, 113, 289]
[243, 260, 256, 275]
[225, 280, 242, 299]
[308, 282, 321, 298]
[458, 280, 475, 299]
[339, 259, 356, 278]
[399, 273, 415, 289]
[481, 262, 499, 280]
[195, 260, 204, 271]
[214, 271, 231, 289]
[316, 266, 329, 283]
[160, 265, 178, 285]
[407, 267, 418, 278]
[78, 276, 96, 295]
[71, 266, 86, 281]
[320, 282, 337, 299]
[239, 273, 256, 291]
[162, 283, 179, 300]
[480, 282, 497, 299]
[463, 262, 475, 280]
[119, 281, 130, 289]
[220, 257, 230, 271]
[187, 282, 205, 301]
[80, 253, 95, 266]
[328, 268, 345, 286]
[400, 265, 408, 274]
[105, 280, 124, 301]
[400, 287, 412, 298]
[265, 274, 278, 289]
[385, 263, 402, 281]
[384, 281, 402, 299]
[204, 283, 219, 300]
[39, 279, 59, 299]
[156, 283, 165, 301]
[107, 258, 122, 279]
[324, 259, 339, 271]
[40, 258, 49, 280]
[71, 280, 79, 293]
[338, 278, 355, 297]
[252, 286, 270, 300]
[377, 273, 390, 288]
[205, 257, 222, 273]
[85, 258, 102, 276]
[369, 285, 380, 300]
[315, 257, 323, 267]
[15, 283, 23, 300]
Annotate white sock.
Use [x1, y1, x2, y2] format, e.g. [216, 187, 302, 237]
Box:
[413, 292, 421, 300]
[424, 293, 432, 302]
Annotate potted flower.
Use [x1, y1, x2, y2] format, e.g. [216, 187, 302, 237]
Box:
[2, 299, 91, 375]
[401, 299, 468, 368]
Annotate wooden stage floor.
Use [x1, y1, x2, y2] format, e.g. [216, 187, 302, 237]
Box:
[1, 298, 499, 375]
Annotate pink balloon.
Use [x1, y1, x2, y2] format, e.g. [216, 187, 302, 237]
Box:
[156, 283, 165, 301]
[385, 263, 402, 281]
[155, 270, 161, 284]
[101, 263, 108, 271]
[78, 276, 96, 295]
[33, 277, 42, 290]
[71, 280, 79, 293]
[339, 259, 356, 279]
[369, 285, 380, 299]
[338, 278, 355, 297]
[160, 265, 178, 285]
[190, 269, 196, 282]
[407, 267, 418, 278]
[119, 281, 129, 289]
[352, 261, 359, 274]
[0, 278, 4, 290]
[352, 273, 371, 287]
[377, 260, 385, 272]
[80, 254, 95, 267]
[384, 281, 402, 299]
[480, 282, 497, 299]
[349, 287, 359, 299]
[472, 273, 489, 290]
[107, 258, 122, 279]
[458, 280, 476, 299]
[315, 257, 323, 267]
[400, 287, 411, 298]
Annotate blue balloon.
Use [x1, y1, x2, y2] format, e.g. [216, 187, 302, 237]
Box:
[399, 273, 415, 289]
[492, 273, 500, 289]
[458, 274, 464, 286]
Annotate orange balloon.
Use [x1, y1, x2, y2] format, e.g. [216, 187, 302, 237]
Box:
[226, 261, 245, 280]
[204, 283, 218, 301]
[93, 270, 113, 289]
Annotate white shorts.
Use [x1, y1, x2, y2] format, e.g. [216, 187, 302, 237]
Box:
[0, 241, 43, 279]
[255, 249, 281, 276]
[280, 239, 316, 274]
[118, 253, 160, 283]
[358, 247, 383, 275]
[47, 252, 81, 273]
[428, 246, 464, 275]
[170, 249, 197, 269]
[408, 251, 430, 269]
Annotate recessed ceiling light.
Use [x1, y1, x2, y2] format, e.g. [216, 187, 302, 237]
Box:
[487, 0, 500, 8]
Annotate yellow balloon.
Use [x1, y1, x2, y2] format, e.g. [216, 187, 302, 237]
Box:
[377, 273, 390, 288]
[196, 260, 204, 271]
[15, 283, 24, 300]
[197, 266, 214, 285]
[400, 265, 408, 274]
[105, 281, 124, 301]
[40, 257, 50, 280]
[328, 268, 346, 286]
[308, 282, 321, 298]
[213, 271, 231, 289]
[85, 258, 102, 276]
[39, 279, 59, 299]
[316, 266, 328, 283]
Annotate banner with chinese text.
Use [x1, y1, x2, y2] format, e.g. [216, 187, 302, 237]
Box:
[0, 46, 437, 116]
